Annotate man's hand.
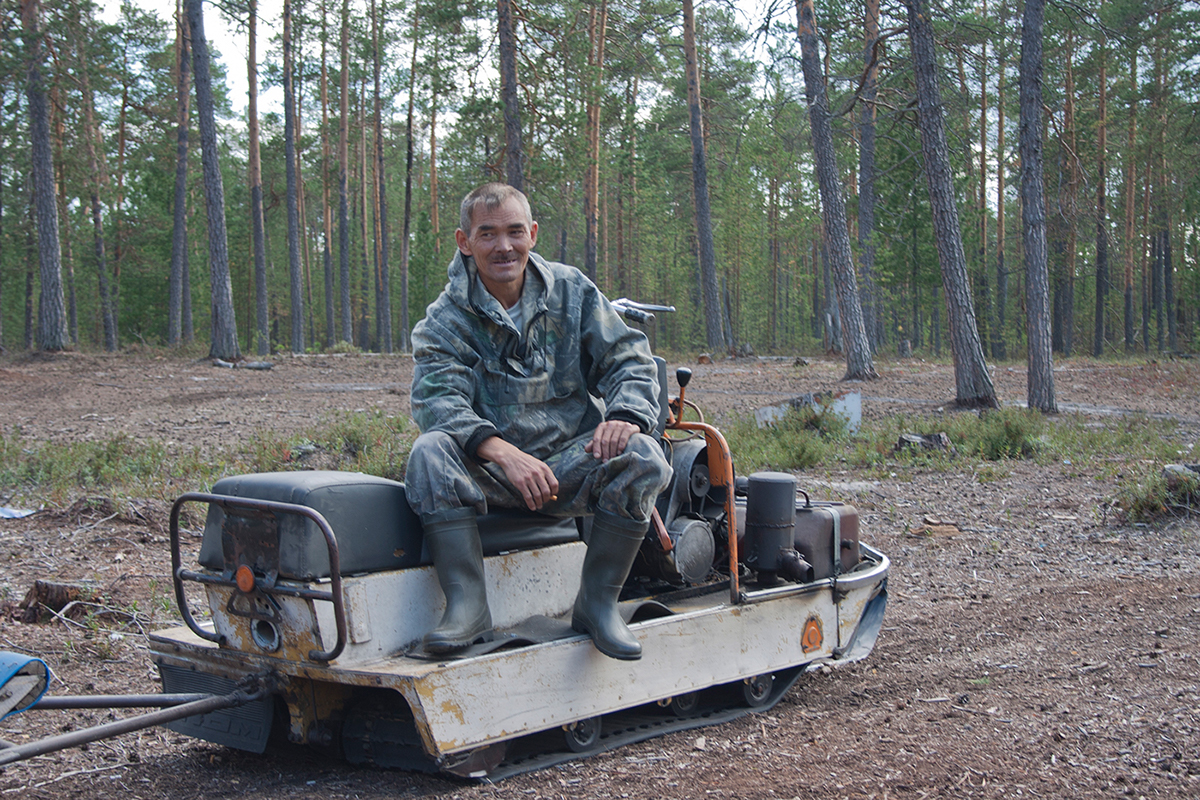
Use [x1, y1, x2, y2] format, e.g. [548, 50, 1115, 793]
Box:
[477, 436, 559, 511]
[585, 420, 639, 463]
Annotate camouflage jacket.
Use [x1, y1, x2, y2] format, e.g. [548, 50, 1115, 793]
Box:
[411, 250, 660, 462]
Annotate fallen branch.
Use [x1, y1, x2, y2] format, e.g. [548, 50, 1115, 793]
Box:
[2, 762, 128, 792]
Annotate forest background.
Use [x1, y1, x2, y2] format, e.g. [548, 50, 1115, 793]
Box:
[2, 0, 1198, 364]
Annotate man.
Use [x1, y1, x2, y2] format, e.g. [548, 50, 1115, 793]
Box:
[406, 183, 672, 661]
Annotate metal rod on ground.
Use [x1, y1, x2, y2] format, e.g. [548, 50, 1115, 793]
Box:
[0, 688, 265, 766]
[31, 693, 212, 710]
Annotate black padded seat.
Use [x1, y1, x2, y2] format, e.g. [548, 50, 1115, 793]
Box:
[198, 471, 579, 581]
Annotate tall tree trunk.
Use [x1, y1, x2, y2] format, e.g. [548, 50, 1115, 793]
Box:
[399, 8, 420, 352]
[583, 0, 607, 283]
[497, 0, 523, 190]
[768, 176, 779, 349]
[1019, 0, 1056, 412]
[357, 80, 371, 350]
[682, 0, 724, 350]
[1123, 50, 1136, 351]
[977, 4, 990, 360]
[994, 7, 1007, 360]
[169, 0, 191, 346]
[1154, 27, 1174, 352]
[1062, 36, 1077, 357]
[248, 0, 269, 355]
[1093, 46, 1108, 357]
[797, 0, 875, 380]
[115, 54, 129, 331]
[321, 1, 335, 348]
[22, 0, 68, 352]
[52, 99, 77, 346]
[25, 215, 35, 350]
[0, 165, 5, 347]
[628, 76, 640, 301]
[75, 13, 117, 352]
[1141, 157, 1150, 351]
[857, 0, 880, 352]
[430, 86, 440, 264]
[186, 0, 240, 360]
[338, 0, 352, 343]
[284, 0, 304, 352]
[374, 0, 393, 353]
[905, 0, 996, 407]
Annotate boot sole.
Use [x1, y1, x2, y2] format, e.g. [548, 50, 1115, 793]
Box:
[571, 619, 642, 661]
[424, 629, 495, 654]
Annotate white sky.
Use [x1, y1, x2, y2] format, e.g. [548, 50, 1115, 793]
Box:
[101, 0, 777, 122]
[101, 0, 286, 118]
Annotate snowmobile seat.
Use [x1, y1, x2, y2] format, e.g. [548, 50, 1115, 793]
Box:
[197, 471, 579, 581]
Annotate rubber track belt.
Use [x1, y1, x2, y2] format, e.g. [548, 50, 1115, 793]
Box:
[472, 664, 806, 781]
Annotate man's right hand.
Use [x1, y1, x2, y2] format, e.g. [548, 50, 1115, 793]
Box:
[476, 436, 560, 511]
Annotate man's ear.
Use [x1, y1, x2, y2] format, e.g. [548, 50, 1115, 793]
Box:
[529, 220, 538, 248]
[455, 228, 471, 257]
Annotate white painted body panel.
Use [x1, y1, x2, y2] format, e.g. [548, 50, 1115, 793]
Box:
[158, 543, 887, 760]
[205, 542, 587, 666]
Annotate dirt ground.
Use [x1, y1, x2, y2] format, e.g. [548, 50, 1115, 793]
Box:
[1, 350, 1198, 799]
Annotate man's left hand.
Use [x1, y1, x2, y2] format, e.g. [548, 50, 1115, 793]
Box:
[584, 420, 639, 463]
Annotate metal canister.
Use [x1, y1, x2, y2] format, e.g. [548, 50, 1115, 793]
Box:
[745, 471, 796, 586]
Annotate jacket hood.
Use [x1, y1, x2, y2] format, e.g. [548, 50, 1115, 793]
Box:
[445, 249, 556, 324]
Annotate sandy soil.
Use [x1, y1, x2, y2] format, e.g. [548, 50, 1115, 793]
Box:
[1, 350, 1198, 799]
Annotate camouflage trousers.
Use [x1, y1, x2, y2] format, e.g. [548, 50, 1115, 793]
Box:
[404, 430, 673, 526]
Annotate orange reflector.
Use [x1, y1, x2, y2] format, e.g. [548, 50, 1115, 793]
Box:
[235, 565, 256, 594]
[801, 616, 823, 653]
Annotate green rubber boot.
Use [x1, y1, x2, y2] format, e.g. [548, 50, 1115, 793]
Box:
[421, 509, 493, 653]
[571, 512, 647, 660]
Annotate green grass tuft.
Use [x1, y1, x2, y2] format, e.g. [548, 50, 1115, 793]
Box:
[1, 410, 417, 507]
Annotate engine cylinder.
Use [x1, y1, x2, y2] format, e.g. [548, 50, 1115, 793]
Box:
[745, 471, 796, 586]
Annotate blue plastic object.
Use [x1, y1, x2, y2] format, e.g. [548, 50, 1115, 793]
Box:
[0, 651, 50, 719]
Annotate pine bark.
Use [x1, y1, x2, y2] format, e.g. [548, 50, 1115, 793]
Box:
[374, 0, 393, 353]
[52, 98, 77, 346]
[1093, 48, 1108, 356]
[797, 0, 875, 380]
[994, 9, 1007, 360]
[857, 0, 880, 351]
[905, 0, 996, 407]
[186, 0, 240, 360]
[583, 0, 607, 283]
[357, 81, 371, 350]
[1123, 51, 1136, 351]
[321, 2, 335, 347]
[977, 6, 990, 359]
[1154, 29, 1174, 351]
[1019, 0, 1056, 412]
[22, 0, 69, 352]
[430, 91, 440, 263]
[0, 165, 5, 348]
[682, 0, 724, 350]
[338, 0, 352, 344]
[498, 0, 523, 190]
[284, 0, 304, 352]
[247, 0, 269, 355]
[1062, 37, 1078, 357]
[399, 5, 419, 353]
[76, 21, 117, 352]
[169, 0, 191, 346]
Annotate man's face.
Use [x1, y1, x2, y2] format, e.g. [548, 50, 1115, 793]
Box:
[455, 197, 538, 306]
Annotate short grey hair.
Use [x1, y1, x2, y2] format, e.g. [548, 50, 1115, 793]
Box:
[459, 183, 533, 235]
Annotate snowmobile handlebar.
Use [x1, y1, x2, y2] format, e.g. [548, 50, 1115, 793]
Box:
[611, 298, 675, 324]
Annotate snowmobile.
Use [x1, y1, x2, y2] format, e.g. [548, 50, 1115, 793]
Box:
[0, 300, 888, 779]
